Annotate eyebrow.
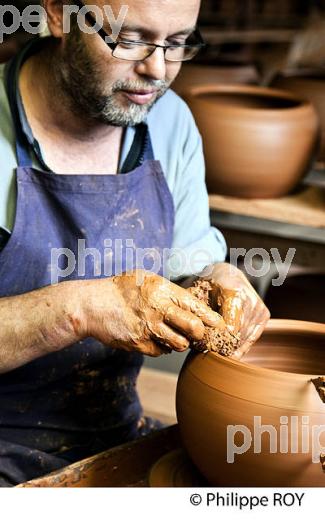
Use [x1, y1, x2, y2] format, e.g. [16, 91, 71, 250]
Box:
[119, 25, 197, 38]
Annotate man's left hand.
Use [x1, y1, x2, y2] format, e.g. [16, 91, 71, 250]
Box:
[202, 262, 270, 359]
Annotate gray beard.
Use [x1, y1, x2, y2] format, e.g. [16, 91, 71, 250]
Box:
[83, 79, 170, 127]
[55, 26, 171, 127]
[60, 71, 170, 127]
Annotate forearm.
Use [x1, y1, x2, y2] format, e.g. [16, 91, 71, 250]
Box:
[0, 269, 223, 373]
[0, 281, 85, 374]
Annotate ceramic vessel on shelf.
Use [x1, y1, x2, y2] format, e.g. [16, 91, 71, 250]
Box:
[271, 70, 325, 164]
[172, 63, 259, 98]
[183, 84, 319, 198]
[176, 320, 325, 486]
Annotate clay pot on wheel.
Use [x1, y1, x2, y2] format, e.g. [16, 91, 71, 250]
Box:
[271, 71, 325, 164]
[184, 85, 319, 198]
[176, 320, 325, 486]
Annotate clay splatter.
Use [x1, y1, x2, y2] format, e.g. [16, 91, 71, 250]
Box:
[321, 453, 325, 473]
[188, 280, 240, 357]
[312, 377, 325, 403]
[189, 280, 211, 305]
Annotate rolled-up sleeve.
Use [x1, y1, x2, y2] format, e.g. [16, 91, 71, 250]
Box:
[166, 119, 227, 281]
[129, 89, 227, 281]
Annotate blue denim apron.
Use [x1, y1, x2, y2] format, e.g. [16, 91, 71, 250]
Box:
[0, 54, 175, 486]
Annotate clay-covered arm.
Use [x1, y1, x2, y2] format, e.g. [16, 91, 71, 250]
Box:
[0, 281, 85, 374]
[0, 270, 223, 374]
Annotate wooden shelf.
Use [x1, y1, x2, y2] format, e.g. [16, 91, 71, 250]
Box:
[201, 27, 297, 45]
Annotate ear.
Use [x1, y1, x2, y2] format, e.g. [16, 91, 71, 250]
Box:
[42, 0, 70, 38]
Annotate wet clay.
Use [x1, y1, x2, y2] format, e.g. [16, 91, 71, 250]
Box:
[188, 281, 240, 357]
[312, 376, 325, 403]
[107, 272, 220, 357]
[176, 320, 325, 487]
[321, 453, 325, 473]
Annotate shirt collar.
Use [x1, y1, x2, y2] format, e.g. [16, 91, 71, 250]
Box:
[9, 36, 52, 171]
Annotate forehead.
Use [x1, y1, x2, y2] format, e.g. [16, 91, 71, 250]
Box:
[95, 0, 201, 34]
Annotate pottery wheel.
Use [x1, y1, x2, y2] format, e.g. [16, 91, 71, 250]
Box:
[148, 449, 208, 487]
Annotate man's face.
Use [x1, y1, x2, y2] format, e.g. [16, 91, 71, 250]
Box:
[54, 0, 201, 126]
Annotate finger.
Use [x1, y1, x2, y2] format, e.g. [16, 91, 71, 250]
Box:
[218, 290, 247, 336]
[233, 305, 271, 360]
[241, 301, 270, 344]
[164, 306, 205, 341]
[171, 289, 225, 328]
[152, 322, 190, 353]
[139, 339, 172, 358]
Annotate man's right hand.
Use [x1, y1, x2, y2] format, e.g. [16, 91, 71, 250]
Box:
[0, 270, 225, 374]
[78, 270, 224, 357]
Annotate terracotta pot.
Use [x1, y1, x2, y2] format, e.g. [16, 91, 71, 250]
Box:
[184, 84, 319, 198]
[176, 319, 325, 486]
[172, 64, 259, 98]
[271, 71, 325, 163]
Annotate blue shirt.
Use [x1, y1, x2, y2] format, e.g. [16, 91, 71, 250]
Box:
[0, 38, 227, 280]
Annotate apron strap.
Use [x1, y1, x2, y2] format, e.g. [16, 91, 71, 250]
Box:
[142, 125, 155, 162]
[120, 123, 155, 173]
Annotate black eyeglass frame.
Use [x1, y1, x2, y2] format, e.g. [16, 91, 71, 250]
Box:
[72, 0, 206, 62]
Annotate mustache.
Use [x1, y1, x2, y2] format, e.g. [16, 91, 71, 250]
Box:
[111, 79, 170, 93]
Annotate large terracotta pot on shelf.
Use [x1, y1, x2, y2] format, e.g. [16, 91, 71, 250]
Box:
[176, 320, 325, 487]
[172, 63, 259, 98]
[270, 71, 325, 164]
[184, 84, 319, 198]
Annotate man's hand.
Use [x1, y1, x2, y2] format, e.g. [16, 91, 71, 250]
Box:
[79, 270, 225, 357]
[201, 263, 270, 359]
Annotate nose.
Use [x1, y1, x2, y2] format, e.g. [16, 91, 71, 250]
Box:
[134, 47, 166, 81]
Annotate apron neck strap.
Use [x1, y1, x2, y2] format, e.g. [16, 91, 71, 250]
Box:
[121, 123, 154, 173]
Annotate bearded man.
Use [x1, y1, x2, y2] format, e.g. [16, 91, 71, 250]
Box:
[0, 0, 269, 486]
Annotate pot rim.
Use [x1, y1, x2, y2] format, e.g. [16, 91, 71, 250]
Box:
[184, 84, 313, 115]
[206, 319, 325, 380]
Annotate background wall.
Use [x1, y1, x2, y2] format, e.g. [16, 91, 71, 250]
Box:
[199, 0, 324, 28]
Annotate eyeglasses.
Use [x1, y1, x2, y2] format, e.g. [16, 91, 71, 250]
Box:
[73, 0, 206, 62]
